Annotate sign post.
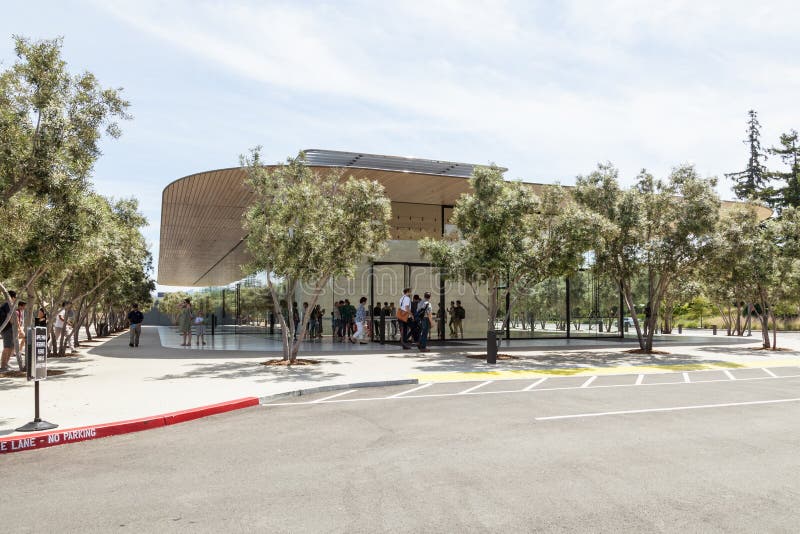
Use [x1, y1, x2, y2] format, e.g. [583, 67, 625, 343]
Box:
[16, 326, 58, 432]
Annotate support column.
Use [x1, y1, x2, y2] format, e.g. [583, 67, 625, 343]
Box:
[565, 277, 571, 339]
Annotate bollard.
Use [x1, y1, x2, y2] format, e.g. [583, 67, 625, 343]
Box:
[678, 325, 682, 334]
[487, 330, 497, 365]
[712, 325, 717, 335]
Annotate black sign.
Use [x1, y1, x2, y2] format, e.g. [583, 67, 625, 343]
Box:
[26, 326, 47, 381]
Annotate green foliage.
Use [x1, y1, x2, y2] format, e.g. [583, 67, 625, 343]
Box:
[726, 110, 772, 203]
[242, 148, 391, 360]
[0, 35, 130, 205]
[420, 166, 606, 336]
[0, 35, 149, 343]
[575, 163, 720, 351]
[768, 129, 800, 211]
[703, 204, 800, 348]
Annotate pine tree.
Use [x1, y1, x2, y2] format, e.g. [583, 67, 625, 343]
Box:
[726, 110, 772, 202]
[768, 129, 800, 211]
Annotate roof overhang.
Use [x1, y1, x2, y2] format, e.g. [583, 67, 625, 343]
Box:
[157, 150, 772, 287]
[158, 150, 506, 286]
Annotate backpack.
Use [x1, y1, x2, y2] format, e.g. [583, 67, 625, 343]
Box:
[415, 301, 431, 323]
[456, 306, 466, 320]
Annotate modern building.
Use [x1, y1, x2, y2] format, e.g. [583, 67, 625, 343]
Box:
[158, 149, 755, 342]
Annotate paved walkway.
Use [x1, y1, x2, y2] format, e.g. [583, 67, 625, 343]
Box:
[1, 326, 799, 436]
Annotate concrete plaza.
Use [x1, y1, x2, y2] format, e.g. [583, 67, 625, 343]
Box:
[1, 326, 799, 436]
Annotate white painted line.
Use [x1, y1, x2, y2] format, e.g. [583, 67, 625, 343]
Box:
[723, 369, 737, 380]
[683, 372, 691, 383]
[262, 373, 800, 406]
[580, 376, 597, 388]
[523, 377, 548, 391]
[635, 374, 644, 385]
[458, 381, 493, 394]
[536, 397, 800, 421]
[388, 383, 433, 398]
[762, 368, 778, 378]
[311, 389, 358, 403]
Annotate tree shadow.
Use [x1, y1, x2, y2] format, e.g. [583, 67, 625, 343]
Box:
[697, 345, 800, 357]
[146, 359, 346, 383]
[388, 347, 757, 375]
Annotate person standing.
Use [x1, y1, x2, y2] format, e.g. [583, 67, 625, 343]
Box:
[389, 302, 397, 338]
[53, 300, 72, 356]
[292, 302, 300, 341]
[333, 301, 342, 340]
[341, 299, 355, 340]
[0, 291, 18, 372]
[436, 302, 446, 340]
[398, 288, 413, 350]
[178, 298, 193, 346]
[453, 300, 465, 338]
[410, 294, 421, 344]
[128, 303, 144, 348]
[351, 297, 369, 344]
[448, 301, 456, 336]
[417, 292, 433, 353]
[35, 307, 47, 327]
[194, 310, 206, 346]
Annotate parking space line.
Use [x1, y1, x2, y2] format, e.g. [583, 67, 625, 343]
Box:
[389, 383, 433, 398]
[580, 376, 597, 388]
[683, 372, 691, 383]
[535, 397, 800, 421]
[762, 368, 778, 378]
[311, 389, 358, 403]
[459, 381, 492, 394]
[723, 370, 736, 380]
[523, 377, 548, 391]
[635, 374, 644, 385]
[262, 373, 800, 407]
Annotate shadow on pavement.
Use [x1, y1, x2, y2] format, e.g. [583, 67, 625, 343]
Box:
[147, 359, 345, 383]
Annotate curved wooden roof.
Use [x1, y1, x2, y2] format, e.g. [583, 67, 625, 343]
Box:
[158, 152, 771, 287]
[158, 151, 506, 286]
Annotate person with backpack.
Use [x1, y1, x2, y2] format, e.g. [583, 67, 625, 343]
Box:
[410, 294, 421, 344]
[453, 300, 465, 338]
[416, 292, 433, 353]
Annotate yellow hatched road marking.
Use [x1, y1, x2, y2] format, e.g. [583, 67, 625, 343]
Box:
[410, 359, 800, 383]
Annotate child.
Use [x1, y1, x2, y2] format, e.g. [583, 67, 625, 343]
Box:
[194, 310, 206, 346]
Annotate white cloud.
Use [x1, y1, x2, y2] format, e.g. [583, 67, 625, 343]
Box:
[94, 0, 800, 190]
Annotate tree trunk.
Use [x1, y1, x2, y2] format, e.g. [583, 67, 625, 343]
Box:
[770, 309, 778, 350]
[290, 277, 329, 361]
[622, 282, 645, 350]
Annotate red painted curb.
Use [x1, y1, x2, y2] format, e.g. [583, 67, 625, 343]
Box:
[0, 397, 260, 454]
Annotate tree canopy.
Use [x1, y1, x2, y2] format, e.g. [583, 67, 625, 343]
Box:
[420, 166, 606, 360]
[575, 163, 720, 352]
[242, 148, 391, 361]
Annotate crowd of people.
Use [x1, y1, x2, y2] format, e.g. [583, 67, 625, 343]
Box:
[297, 291, 468, 351]
[0, 291, 80, 372]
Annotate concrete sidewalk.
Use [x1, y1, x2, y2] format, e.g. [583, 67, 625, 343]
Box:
[2, 326, 799, 437]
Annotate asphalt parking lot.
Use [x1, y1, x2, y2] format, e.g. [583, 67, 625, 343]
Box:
[4, 367, 800, 533]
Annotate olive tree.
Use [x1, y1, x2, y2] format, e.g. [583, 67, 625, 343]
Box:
[705, 205, 800, 349]
[419, 166, 606, 362]
[0, 35, 130, 337]
[575, 163, 720, 353]
[242, 148, 391, 362]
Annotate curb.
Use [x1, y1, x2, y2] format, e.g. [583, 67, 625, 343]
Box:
[259, 379, 418, 403]
[0, 397, 259, 455]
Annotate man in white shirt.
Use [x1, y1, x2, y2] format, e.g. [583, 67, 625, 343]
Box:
[53, 300, 71, 355]
[398, 287, 413, 350]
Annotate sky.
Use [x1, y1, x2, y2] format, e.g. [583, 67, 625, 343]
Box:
[2, 0, 799, 291]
